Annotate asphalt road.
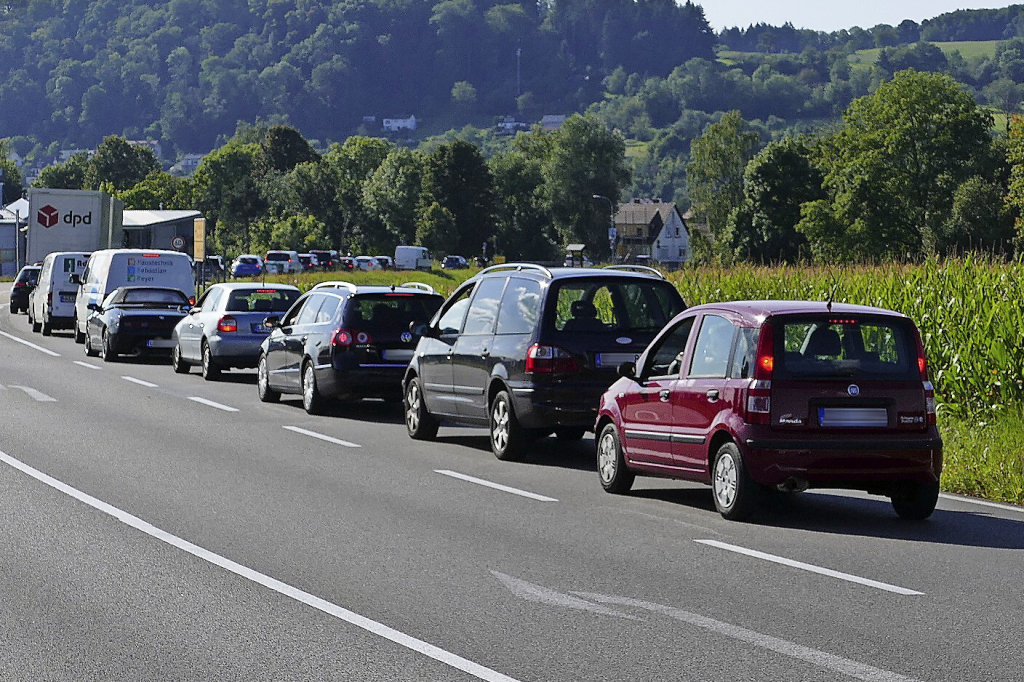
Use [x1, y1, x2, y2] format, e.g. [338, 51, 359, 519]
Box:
[2, 284, 1023, 681]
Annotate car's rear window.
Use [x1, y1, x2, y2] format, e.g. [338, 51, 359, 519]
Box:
[120, 289, 188, 304]
[17, 268, 40, 284]
[344, 294, 443, 333]
[238, 257, 259, 265]
[548, 279, 684, 334]
[775, 316, 917, 379]
[226, 288, 299, 313]
[266, 252, 290, 261]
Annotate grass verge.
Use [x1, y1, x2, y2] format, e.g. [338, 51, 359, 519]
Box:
[941, 409, 1024, 505]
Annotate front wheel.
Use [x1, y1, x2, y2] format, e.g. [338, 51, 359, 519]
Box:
[597, 422, 634, 494]
[84, 330, 98, 357]
[711, 442, 760, 521]
[257, 354, 280, 403]
[301, 361, 325, 415]
[490, 390, 524, 461]
[171, 344, 190, 374]
[404, 377, 438, 440]
[891, 481, 940, 520]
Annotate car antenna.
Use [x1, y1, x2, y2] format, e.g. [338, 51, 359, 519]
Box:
[825, 266, 840, 313]
[391, 283, 396, 292]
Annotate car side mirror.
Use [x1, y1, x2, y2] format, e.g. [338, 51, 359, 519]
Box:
[617, 361, 638, 381]
[189, 306, 202, 314]
[69, 274, 82, 285]
[264, 315, 281, 329]
[87, 303, 101, 312]
[411, 321, 438, 338]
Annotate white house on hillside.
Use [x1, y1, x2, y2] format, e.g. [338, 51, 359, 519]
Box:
[613, 198, 690, 268]
[383, 115, 417, 132]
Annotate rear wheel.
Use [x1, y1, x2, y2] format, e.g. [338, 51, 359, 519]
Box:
[597, 423, 634, 494]
[41, 317, 52, 336]
[490, 390, 524, 461]
[711, 442, 760, 521]
[891, 481, 940, 520]
[404, 376, 438, 440]
[100, 329, 117, 363]
[171, 343, 190, 373]
[201, 341, 221, 381]
[301, 361, 325, 415]
[257, 354, 279, 403]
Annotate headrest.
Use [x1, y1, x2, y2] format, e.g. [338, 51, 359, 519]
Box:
[570, 300, 597, 318]
[805, 327, 842, 357]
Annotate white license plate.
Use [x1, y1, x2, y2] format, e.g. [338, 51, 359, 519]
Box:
[59, 293, 76, 303]
[818, 408, 888, 428]
[382, 349, 414, 362]
[596, 352, 640, 368]
[146, 338, 175, 349]
[251, 323, 266, 333]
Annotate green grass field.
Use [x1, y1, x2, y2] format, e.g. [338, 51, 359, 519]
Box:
[849, 40, 1000, 65]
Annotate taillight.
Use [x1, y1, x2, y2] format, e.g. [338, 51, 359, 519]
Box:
[217, 316, 238, 333]
[47, 292, 52, 306]
[525, 343, 579, 375]
[331, 329, 372, 348]
[914, 328, 936, 425]
[188, 296, 196, 305]
[745, 321, 774, 425]
[13, 281, 26, 288]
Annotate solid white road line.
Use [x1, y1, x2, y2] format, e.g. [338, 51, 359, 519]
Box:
[0, 449, 520, 682]
[940, 493, 1024, 515]
[575, 592, 922, 682]
[74, 361, 102, 370]
[0, 330, 61, 357]
[282, 426, 360, 448]
[187, 396, 239, 413]
[694, 540, 923, 596]
[435, 470, 558, 503]
[9, 385, 57, 403]
[122, 376, 158, 388]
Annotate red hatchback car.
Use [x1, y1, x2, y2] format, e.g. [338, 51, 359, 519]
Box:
[595, 301, 943, 521]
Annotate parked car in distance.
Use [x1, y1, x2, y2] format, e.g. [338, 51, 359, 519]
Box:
[29, 251, 90, 335]
[337, 257, 356, 272]
[83, 287, 191, 362]
[298, 253, 320, 272]
[355, 255, 381, 271]
[375, 256, 394, 270]
[172, 283, 300, 379]
[9, 265, 41, 314]
[257, 281, 444, 414]
[231, 255, 265, 278]
[264, 250, 301, 274]
[595, 300, 943, 521]
[403, 264, 686, 460]
[441, 255, 468, 270]
[309, 250, 337, 271]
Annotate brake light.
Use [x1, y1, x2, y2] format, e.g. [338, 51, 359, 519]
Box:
[745, 321, 774, 425]
[525, 343, 579, 375]
[331, 329, 373, 348]
[217, 315, 238, 333]
[188, 296, 196, 305]
[914, 327, 936, 425]
[13, 281, 26, 288]
[386, 293, 414, 297]
[256, 289, 277, 293]
[143, 253, 161, 257]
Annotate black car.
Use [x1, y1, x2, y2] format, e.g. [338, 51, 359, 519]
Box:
[257, 281, 445, 414]
[84, 287, 191, 362]
[9, 265, 40, 314]
[309, 250, 336, 271]
[403, 264, 686, 460]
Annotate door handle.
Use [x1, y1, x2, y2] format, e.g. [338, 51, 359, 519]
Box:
[659, 389, 671, 402]
[706, 389, 720, 401]
[198, 323, 204, 328]
[301, 335, 308, 342]
[481, 349, 490, 358]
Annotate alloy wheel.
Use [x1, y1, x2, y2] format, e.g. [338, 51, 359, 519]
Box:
[713, 451, 738, 509]
[598, 431, 618, 484]
[491, 399, 509, 452]
[405, 382, 420, 432]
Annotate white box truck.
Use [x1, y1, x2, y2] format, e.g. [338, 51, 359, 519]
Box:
[26, 189, 124, 264]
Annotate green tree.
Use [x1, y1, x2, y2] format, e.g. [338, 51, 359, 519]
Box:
[119, 171, 193, 210]
[983, 79, 1024, 134]
[416, 202, 456, 253]
[258, 124, 320, 175]
[0, 142, 24, 204]
[488, 150, 558, 260]
[33, 152, 90, 190]
[362, 148, 424, 247]
[192, 141, 266, 253]
[85, 136, 160, 192]
[938, 176, 1014, 253]
[418, 139, 494, 256]
[687, 111, 760, 243]
[1005, 114, 1024, 247]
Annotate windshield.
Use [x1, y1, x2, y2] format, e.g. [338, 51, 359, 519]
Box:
[343, 294, 443, 334]
[547, 278, 684, 334]
[775, 316, 917, 379]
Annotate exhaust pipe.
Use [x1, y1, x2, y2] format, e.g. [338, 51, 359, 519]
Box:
[777, 477, 809, 493]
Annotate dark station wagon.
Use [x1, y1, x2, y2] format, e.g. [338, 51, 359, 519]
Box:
[596, 300, 943, 521]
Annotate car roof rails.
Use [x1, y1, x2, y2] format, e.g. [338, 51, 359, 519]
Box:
[477, 262, 553, 278]
[603, 264, 666, 280]
[400, 281, 436, 294]
[312, 280, 358, 292]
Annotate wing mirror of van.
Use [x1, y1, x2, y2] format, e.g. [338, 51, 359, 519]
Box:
[410, 321, 438, 339]
[617, 361, 638, 381]
[69, 273, 82, 285]
[263, 316, 281, 329]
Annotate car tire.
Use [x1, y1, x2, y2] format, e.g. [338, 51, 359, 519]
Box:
[171, 343, 190, 374]
[597, 422, 634, 494]
[73, 318, 85, 344]
[8, 303, 14, 314]
[84, 330, 98, 357]
[201, 342, 221, 381]
[301, 360, 325, 415]
[404, 376, 438, 440]
[711, 442, 760, 521]
[555, 427, 586, 442]
[31, 312, 41, 333]
[257, 354, 280, 403]
[41, 317, 52, 336]
[100, 329, 117, 363]
[490, 390, 524, 461]
[891, 481, 940, 520]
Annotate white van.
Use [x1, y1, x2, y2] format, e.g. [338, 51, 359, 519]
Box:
[394, 245, 432, 271]
[29, 251, 91, 335]
[72, 249, 196, 343]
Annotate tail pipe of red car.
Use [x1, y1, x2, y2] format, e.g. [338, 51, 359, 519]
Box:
[744, 320, 774, 425]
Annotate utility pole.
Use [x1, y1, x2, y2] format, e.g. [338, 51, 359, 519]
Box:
[516, 44, 522, 100]
[592, 194, 616, 261]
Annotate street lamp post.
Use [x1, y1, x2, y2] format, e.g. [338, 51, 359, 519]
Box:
[592, 194, 616, 261]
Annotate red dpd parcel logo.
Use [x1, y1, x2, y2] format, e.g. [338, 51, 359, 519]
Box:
[38, 204, 59, 228]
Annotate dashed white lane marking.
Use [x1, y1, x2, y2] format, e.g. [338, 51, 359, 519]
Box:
[9, 385, 57, 403]
[940, 493, 1024, 515]
[122, 376, 158, 388]
[187, 396, 239, 412]
[74, 361, 101, 370]
[282, 426, 360, 448]
[695, 540, 923, 596]
[0, 449, 520, 682]
[435, 470, 558, 503]
[0, 330, 61, 357]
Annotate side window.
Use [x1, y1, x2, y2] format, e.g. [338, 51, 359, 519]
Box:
[729, 328, 758, 379]
[495, 278, 542, 335]
[315, 295, 340, 324]
[435, 284, 476, 336]
[295, 293, 324, 325]
[688, 315, 736, 379]
[462, 278, 506, 336]
[646, 317, 695, 378]
[282, 295, 311, 326]
[201, 288, 223, 312]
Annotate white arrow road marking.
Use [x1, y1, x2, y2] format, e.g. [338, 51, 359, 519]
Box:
[574, 592, 921, 682]
[122, 376, 158, 388]
[74, 361, 101, 370]
[9, 385, 56, 402]
[0, 449, 521, 682]
[491, 572, 637, 620]
[282, 425, 360, 448]
[0, 330, 61, 357]
[187, 396, 239, 412]
[435, 470, 558, 502]
[694, 540, 923, 596]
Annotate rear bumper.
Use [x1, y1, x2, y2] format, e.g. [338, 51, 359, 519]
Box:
[110, 332, 176, 355]
[510, 382, 610, 430]
[317, 364, 406, 400]
[207, 334, 266, 367]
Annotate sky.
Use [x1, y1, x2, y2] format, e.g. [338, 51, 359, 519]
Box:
[699, 1, 1015, 33]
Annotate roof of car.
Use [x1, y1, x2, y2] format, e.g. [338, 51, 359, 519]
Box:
[685, 300, 909, 320]
[310, 281, 441, 296]
[472, 264, 671, 282]
[208, 282, 300, 291]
